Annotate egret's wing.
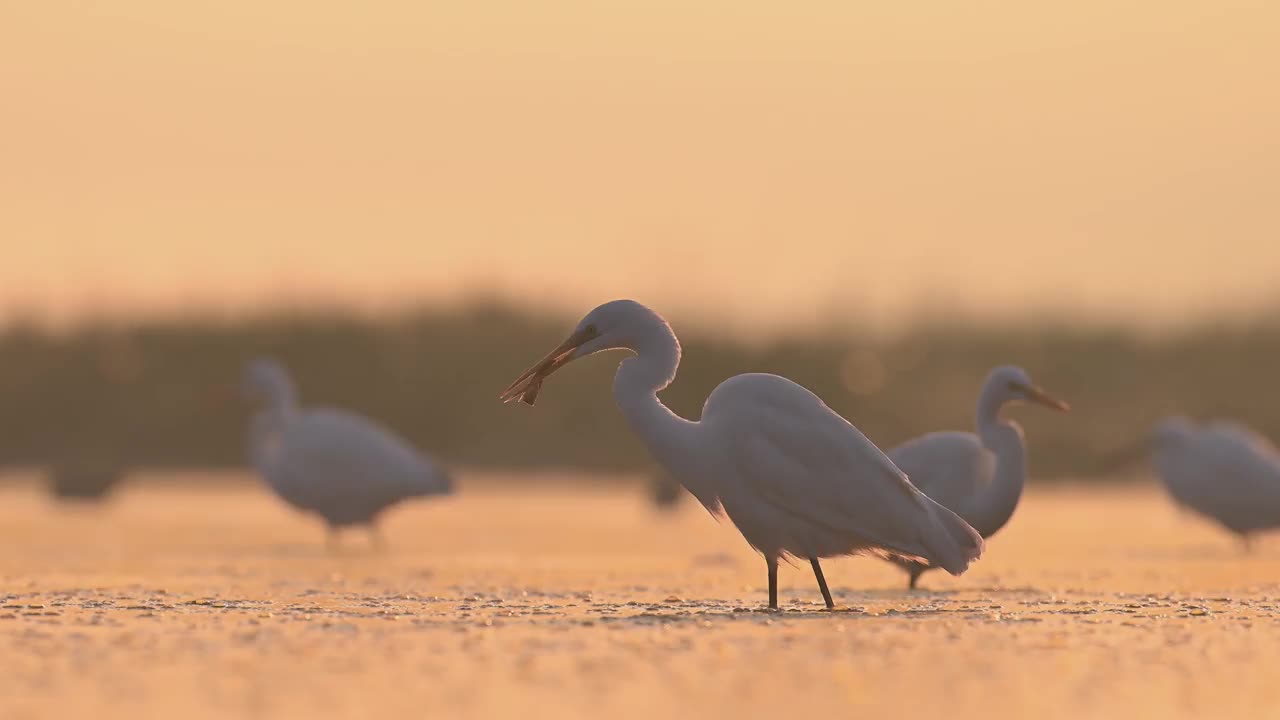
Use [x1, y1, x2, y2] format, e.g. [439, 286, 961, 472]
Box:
[888, 432, 995, 513]
[273, 410, 448, 511]
[1194, 424, 1280, 530]
[706, 374, 982, 572]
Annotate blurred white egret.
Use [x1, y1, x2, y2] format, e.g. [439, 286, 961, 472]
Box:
[1150, 416, 1280, 550]
[500, 300, 983, 609]
[46, 460, 127, 502]
[244, 359, 453, 549]
[886, 366, 1069, 588]
[647, 466, 686, 511]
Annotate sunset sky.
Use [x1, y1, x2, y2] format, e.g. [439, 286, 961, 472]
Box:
[2, 1, 1277, 330]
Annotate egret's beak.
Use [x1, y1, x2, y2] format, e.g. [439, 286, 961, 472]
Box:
[1012, 382, 1071, 412]
[499, 327, 598, 406]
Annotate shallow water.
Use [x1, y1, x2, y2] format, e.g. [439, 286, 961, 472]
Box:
[2, 473, 1279, 719]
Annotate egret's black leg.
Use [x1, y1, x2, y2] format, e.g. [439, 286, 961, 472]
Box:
[810, 557, 835, 609]
[767, 556, 779, 610]
[326, 526, 342, 554]
[908, 566, 924, 590]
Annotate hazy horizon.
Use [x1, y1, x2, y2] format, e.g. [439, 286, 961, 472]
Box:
[4, 1, 1278, 331]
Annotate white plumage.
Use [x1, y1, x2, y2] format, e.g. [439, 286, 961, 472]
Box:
[500, 299, 983, 609]
[1150, 416, 1280, 548]
[885, 365, 1069, 588]
[244, 359, 452, 548]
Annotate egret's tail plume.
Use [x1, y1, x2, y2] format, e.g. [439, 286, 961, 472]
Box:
[919, 499, 985, 575]
[411, 467, 454, 497]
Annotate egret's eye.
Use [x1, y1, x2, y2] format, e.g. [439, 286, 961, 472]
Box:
[584, 324, 599, 336]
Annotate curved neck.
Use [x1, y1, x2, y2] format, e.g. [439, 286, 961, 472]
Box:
[266, 382, 298, 413]
[611, 326, 714, 507]
[248, 406, 294, 472]
[973, 390, 1027, 537]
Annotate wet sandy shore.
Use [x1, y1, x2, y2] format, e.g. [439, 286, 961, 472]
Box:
[2, 473, 1279, 719]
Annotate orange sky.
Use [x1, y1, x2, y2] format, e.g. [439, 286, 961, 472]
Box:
[2, 1, 1278, 330]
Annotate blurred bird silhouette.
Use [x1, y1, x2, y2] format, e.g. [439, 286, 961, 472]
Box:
[1148, 416, 1280, 551]
[886, 365, 1069, 588]
[243, 358, 453, 550]
[46, 459, 128, 502]
[647, 466, 686, 511]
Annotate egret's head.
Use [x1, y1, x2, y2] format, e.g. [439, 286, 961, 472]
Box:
[242, 358, 296, 408]
[986, 365, 1070, 412]
[500, 299, 673, 405]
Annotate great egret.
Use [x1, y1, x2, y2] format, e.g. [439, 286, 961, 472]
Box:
[500, 300, 983, 609]
[243, 359, 453, 549]
[885, 365, 1069, 588]
[1150, 416, 1280, 550]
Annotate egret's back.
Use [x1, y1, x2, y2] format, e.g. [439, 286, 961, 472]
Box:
[1204, 422, 1280, 472]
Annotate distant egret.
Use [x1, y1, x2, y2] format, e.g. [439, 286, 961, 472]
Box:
[647, 466, 686, 511]
[243, 359, 453, 549]
[886, 366, 1069, 588]
[500, 300, 983, 609]
[47, 460, 127, 502]
[1150, 416, 1280, 550]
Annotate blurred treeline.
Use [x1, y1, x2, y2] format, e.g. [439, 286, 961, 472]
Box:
[2, 301, 1279, 481]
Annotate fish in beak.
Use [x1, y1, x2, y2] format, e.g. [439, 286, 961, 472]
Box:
[499, 327, 599, 406]
[1012, 382, 1071, 412]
